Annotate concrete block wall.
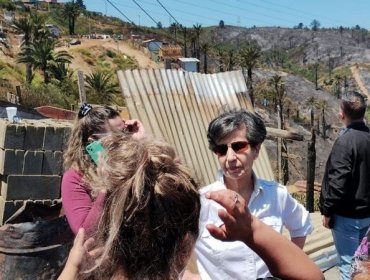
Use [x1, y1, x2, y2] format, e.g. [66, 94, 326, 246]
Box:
[0, 119, 72, 224]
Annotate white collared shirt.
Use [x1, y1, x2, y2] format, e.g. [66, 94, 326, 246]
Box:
[195, 173, 313, 280]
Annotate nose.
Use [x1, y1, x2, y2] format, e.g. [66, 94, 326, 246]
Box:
[225, 146, 237, 161]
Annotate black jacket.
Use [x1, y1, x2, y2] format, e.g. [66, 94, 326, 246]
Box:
[320, 121, 370, 218]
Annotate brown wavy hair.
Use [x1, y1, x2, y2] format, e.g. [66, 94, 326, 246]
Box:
[63, 106, 120, 185]
[87, 135, 200, 280]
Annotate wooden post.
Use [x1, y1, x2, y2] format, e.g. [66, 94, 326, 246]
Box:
[77, 70, 87, 103]
[15, 85, 22, 105]
[306, 128, 316, 212]
[277, 105, 282, 183]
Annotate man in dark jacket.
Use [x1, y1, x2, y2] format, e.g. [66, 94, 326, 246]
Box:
[320, 91, 370, 280]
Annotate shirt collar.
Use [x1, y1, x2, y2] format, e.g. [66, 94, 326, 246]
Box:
[216, 170, 264, 195]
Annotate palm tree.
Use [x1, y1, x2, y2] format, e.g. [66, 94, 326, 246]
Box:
[193, 24, 202, 59]
[17, 38, 73, 84]
[269, 75, 285, 123]
[180, 25, 187, 57]
[201, 42, 210, 73]
[0, 31, 9, 54]
[169, 22, 178, 41]
[12, 16, 34, 83]
[85, 71, 120, 104]
[62, 1, 81, 35]
[239, 44, 261, 107]
[30, 11, 48, 41]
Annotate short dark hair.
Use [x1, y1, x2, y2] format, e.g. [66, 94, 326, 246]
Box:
[207, 109, 267, 150]
[341, 91, 367, 120]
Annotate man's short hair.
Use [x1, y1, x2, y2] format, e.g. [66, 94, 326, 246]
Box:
[341, 91, 367, 120]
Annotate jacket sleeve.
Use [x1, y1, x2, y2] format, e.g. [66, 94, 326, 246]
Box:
[320, 141, 352, 217]
[61, 169, 106, 235]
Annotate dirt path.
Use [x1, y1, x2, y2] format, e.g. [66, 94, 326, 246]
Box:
[60, 38, 162, 71]
[350, 65, 370, 100]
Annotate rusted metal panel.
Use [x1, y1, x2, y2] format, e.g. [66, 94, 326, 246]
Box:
[117, 69, 274, 185]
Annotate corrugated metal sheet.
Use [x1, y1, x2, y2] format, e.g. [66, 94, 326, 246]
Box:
[117, 69, 274, 185]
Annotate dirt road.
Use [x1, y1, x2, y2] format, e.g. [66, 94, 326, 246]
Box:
[61, 38, 162, 71]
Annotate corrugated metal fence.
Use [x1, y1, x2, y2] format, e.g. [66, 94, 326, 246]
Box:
[117, 69, 274, 186]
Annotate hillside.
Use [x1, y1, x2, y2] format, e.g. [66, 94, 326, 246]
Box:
[1, 3, 370, 185]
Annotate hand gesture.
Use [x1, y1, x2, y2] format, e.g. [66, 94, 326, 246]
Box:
[124, 119, 146, 140]
[205, 189, 253, 243]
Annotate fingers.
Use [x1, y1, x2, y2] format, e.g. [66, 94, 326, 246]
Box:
[217, 208, 237, 229]
[88, 246, 104, 259]
[83, 237, 95, 251]
[206, 224, 227, 241]
[125, 119, 146, 139]
[205, 190, 246, 215]
[74, 228, 85, 246]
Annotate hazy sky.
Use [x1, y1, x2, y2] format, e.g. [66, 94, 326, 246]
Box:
[79, 0, 370, 29]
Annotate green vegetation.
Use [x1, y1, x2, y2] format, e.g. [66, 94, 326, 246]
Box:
[292, 191, 320, 212]
[366, 107, 370, 122]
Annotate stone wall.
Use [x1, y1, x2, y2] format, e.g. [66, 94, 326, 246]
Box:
[0, 119, 72, 224]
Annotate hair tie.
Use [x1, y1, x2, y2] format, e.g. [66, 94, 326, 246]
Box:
[78, 103, 92, 118]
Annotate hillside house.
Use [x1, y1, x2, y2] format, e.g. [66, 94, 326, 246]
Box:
[178, 57, 199, 72]
[159, 44, 182, 61]
[46, 24, 61, 37]
[3, 10, 15, 23]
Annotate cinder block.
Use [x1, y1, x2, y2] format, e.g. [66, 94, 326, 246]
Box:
[0, 149, 25, 175]
[24, 124, 46, 150]
[23, 151, 44, 174]
[42, 151, 63, 175]
[1, 175, 61, 200]
[43, 126, 65, 151]
[62, 126, 72, 151]
[0, 120, 25, 149]
[0, 197, 24, 225]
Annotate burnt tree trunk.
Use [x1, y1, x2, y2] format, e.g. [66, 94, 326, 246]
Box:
[282, 139, 289, 184]
[322, 109, 326, 139]
[306, 128, 316, 212]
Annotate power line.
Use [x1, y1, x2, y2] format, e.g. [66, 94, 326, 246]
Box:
[132, 0, 159, 26]
[136, 0, 231, 26]
[260, 0, 347, 26]
[107, 1, 196, 25]
[106, 0, 135, 25]
[156, 0, 180, 26]
[210, 0, 298, 25]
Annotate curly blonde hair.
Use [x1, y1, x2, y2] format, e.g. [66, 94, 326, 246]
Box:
[87, 134, 200, 280]
[63, 106, 120, 185]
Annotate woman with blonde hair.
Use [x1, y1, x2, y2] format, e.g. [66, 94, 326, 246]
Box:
[62, 104, 144, 235]
[62, 134, 201, 279]
[59, 135, 323, 280]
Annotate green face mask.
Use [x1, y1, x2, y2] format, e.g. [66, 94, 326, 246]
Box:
[85, 141, 105, 164]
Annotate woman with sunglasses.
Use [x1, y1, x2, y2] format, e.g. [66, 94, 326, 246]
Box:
[194, 109, 313, 280]
[58, 136, 323, 280]
[61, 104, 145, 236]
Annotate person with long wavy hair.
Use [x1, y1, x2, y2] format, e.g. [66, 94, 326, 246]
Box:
[62, 104, 145, 235]
[61, 135, 201, 280]
[58, 136, 323, 280]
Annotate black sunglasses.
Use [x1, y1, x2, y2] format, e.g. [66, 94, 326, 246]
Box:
[212, 141, 250, 156]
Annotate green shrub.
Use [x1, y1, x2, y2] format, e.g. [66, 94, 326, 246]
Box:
[291, 191, 320, 212]
[106, 49, 116, 58]
[76, 48, 92, 57]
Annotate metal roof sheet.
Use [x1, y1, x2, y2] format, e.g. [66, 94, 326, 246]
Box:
[117, 69, 274, 185]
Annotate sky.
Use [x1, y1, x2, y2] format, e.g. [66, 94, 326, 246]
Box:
[78, 0, 370, 29]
